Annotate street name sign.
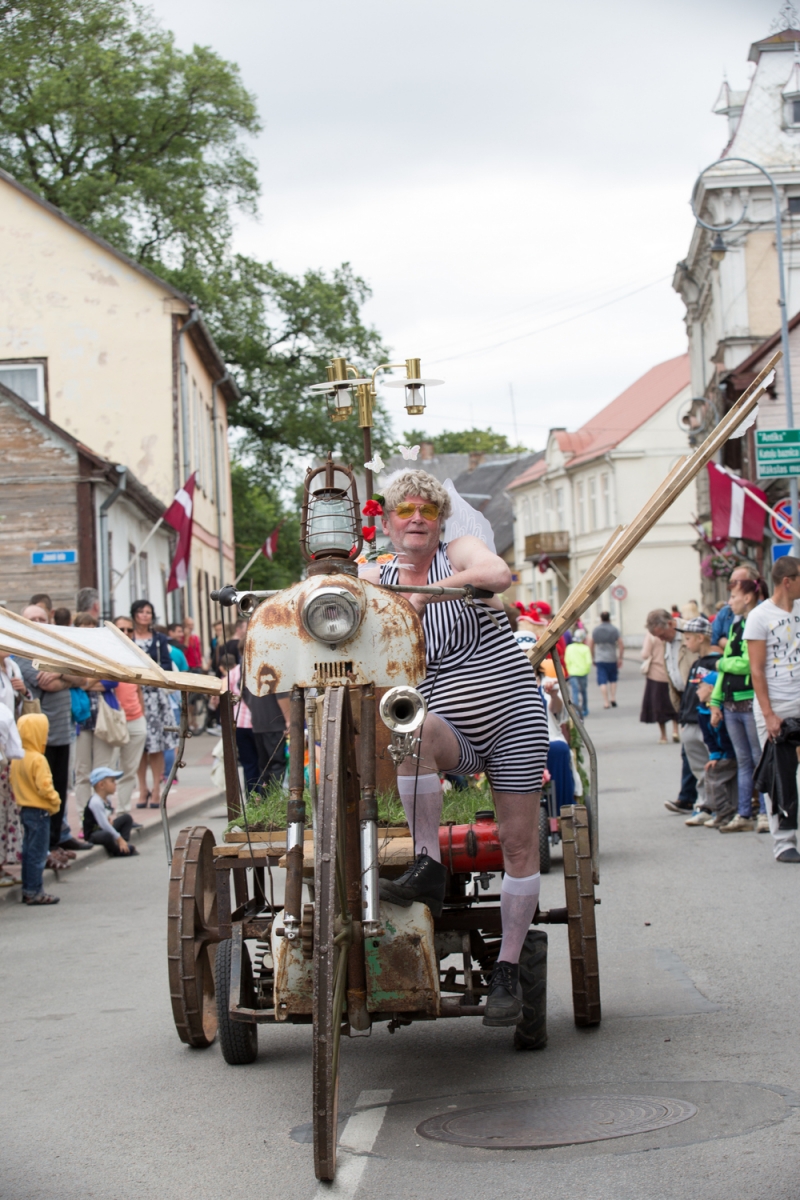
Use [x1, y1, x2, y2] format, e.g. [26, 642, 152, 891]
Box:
[31, 549, 77, 565]
[755, 429, 800, 477]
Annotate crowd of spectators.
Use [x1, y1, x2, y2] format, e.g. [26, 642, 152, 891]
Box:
[0, 588, 277, 905]
[643, 557, 800, 863]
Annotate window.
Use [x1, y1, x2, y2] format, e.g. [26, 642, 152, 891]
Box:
[601, 473, 611, 527]
[532, 495, 540, 533]
[588, 477, 597, 531]
[789, 195, 800, 215]
[794, 99, 800, 124]
[0, 360, 46, 413]
[555, 487, 565, 529]
[139, 551, 149, 600]
[543, 491, 552, 531]
[522, 497, 532, 536]
[577, 480, 585, 534]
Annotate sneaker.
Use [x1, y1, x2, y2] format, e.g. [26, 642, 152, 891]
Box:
[704, 814, 725, 828]
[776, 846, 800, 863]
[685, 809, 713, 825]
[665, 800, 694, 814]
[482, 960, 523, 1027]
[756, 813, 770, 833]
[719, 815, 755, 833]
[378, 853, 447, 917]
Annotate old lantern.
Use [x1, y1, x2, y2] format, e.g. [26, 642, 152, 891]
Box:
[301, 454, 362, 564]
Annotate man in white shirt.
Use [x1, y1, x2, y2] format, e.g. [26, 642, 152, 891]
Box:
[746, 555, 800, 862]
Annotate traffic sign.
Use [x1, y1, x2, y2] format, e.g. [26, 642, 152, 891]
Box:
[755, 429, 800, 477]
[610, 584, 627, 601]
[769, 498, 794, 542]
[773, 543, 792, 563]
[31, 549, 77, 565]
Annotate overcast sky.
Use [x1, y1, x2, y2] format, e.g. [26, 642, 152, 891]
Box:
[153, 0, 779, 450]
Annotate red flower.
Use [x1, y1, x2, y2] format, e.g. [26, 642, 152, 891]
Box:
[362, 525, 376, 542]
[362, 499, 383, 517]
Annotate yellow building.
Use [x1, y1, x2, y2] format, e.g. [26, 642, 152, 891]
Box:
[0, 167, 237, 642]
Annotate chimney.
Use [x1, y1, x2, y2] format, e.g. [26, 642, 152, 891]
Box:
[468, 451, 486, 472]
[419, 441, 435, 461]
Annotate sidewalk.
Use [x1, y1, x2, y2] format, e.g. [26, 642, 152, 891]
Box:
[1, 728, 227, 904]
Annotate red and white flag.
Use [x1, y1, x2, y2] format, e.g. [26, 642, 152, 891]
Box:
[707, 463, 767, 545]
[164, 472, 196, 592]
[262, 524, 281, 560]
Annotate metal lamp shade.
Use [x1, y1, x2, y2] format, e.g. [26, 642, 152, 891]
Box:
[306, 489, 358, 557]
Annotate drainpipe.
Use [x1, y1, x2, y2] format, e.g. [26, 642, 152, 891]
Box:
[211, 370, 230, 590]
[178, 306, 201, 617]
[99, 465, 127, 620]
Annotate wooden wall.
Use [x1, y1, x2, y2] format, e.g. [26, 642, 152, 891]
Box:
[0, 396, 81, 612]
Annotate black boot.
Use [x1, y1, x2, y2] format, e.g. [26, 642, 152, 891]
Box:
[379, 853, 447, 917]
[482, 960, 523, 1027]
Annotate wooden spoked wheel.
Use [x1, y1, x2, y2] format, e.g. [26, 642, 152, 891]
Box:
[560, 805, 601, 1027]
[312, 688, 354, 1182]
[167, 826, 220, 1047]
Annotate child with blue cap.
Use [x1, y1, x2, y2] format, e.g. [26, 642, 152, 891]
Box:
[83, 766, 137, 856]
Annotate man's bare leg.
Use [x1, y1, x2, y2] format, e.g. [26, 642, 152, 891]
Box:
[483, 789, 542, 1026]
[380, 715, 460, 912]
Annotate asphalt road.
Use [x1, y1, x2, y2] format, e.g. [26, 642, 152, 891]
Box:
[2, 669, 799, 1200]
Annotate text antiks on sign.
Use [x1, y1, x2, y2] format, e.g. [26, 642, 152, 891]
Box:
[755, 429, 800, 477]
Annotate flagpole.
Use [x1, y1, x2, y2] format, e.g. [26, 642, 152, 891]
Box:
[234, 544, 264, 586]
[110, 517, 165, 596]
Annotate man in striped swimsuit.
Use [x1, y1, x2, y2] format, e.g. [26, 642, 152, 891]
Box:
[362, 469, 549, 1027]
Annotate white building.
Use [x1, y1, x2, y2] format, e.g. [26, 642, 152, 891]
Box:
[506, 355, 694, 646]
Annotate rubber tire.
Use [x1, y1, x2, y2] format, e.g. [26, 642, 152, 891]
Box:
[538, 807, 551, 875]
[513, 929, 548, 1051]
[215, 938, 258, 1065]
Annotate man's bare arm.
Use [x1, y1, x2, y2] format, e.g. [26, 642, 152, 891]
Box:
[36, 671, 89, 692]
[747, 639, 782, 739]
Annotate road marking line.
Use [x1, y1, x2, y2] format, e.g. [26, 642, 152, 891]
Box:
[311, 1088, 392, 1198]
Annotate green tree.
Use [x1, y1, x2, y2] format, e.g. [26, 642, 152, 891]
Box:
[230, 464, 303, 591]
[404, 427, 528, 455]
[0, 0, 260, 266]
[177, 255, 391, 473]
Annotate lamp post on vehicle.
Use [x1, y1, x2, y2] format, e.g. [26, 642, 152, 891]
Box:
[690, 156, 799, 556]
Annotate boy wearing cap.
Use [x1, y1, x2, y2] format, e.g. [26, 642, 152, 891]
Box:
[565, 628, 592, 717]
[83, 767, 137, 857]
[687, 673, 740, 829]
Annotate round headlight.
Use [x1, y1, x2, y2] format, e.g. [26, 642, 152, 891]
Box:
[302, 588, 361, 645]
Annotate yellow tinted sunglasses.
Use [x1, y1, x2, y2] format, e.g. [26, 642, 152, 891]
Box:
[394, 501, 440, 520]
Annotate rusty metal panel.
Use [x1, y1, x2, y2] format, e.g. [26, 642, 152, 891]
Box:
[272, 927, 313, 1018]
[364, 901, 440, 1015]
[245, 576, 426, 693]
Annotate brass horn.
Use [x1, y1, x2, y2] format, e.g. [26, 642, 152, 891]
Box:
[379, 686, 427, 733]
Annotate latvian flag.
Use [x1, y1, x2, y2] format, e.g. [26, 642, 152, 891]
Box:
[263, 524, 281, 560]
[164, 472, 197, 592]
[707, 463, 767, 546]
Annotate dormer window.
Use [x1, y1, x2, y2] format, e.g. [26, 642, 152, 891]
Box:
[782, 56, 800, 127]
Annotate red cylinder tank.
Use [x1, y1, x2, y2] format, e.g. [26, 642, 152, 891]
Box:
[438, 809, 504, 873]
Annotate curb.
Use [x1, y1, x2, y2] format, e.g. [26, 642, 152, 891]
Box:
[0, 789, 225, 905]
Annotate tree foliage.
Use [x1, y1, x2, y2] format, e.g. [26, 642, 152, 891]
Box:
[0, 0, 392, 560]
[230, 464, 303, 591]
[0, 0, 260, 266]
[405, 427, 529, 455]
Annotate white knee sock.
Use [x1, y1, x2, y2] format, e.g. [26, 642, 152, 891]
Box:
[499, 871, 541, 964]
[397, 774, 443, 861]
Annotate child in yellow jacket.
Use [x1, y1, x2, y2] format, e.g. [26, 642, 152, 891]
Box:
[10, 713, 62, 905]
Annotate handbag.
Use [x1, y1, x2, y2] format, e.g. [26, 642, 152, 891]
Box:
[21, 694, 41, 715]
[640, 656, 653, 676]
[94, 695, 130, 745]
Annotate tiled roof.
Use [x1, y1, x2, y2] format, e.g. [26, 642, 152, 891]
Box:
[507, 353, 690, 490]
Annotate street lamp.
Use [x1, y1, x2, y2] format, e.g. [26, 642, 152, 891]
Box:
[310, 356, 443, 497]
[690, 155, 799, 556]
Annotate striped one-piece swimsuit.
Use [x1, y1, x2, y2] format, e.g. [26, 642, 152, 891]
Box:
[380, 543, 549, 792]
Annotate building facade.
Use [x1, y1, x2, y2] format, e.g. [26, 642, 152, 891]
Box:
[507, 355, 694, 645]
[0, 168, 237, 639]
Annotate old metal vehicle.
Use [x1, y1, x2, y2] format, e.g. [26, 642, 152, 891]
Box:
[165, 453, 601, 1183]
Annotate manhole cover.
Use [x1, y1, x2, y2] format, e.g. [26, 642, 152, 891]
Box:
[417, 1094, 697, 1149]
